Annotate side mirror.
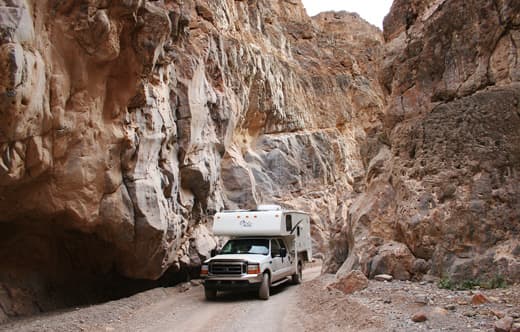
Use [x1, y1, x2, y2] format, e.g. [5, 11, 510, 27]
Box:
[210, 249, 220, 257]
[279, 248, 287, 258]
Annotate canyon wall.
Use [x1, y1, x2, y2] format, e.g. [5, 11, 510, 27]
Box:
[335, 0, 520, 282]
[0, 0, 383, 317]
[2, 0, 517, 320]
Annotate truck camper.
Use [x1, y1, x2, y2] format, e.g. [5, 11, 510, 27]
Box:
[200, 205, 313, 300]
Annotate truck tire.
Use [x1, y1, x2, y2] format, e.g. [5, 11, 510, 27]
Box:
[204, 287, 217, 300]
[258, 273, 270, 300]
[292, 262, 302, 284]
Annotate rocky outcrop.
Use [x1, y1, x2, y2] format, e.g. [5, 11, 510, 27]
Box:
[335, 0, 520, 282]
[328, 269, 369, 294]
[4, 0, 515, 319]
[0, 0, 384, 316]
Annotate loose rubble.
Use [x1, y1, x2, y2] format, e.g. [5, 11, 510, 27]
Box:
[294, 273, 520, 332]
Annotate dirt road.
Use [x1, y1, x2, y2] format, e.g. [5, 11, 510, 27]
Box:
[111, 265, 321, 332]
[1, 266, 321, 332]
[2, 266, 519, 332]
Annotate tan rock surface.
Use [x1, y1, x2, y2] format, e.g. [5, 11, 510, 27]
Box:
[2, 0, 517, 320]
[0, 0, 384, 315]
[334, 0, 520, 283]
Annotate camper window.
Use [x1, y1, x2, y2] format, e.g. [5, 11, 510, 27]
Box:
[285, 215, 292, 232]
[271, 239, 281, 256]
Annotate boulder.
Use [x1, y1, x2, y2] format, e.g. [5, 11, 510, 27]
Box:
[495, 317, 514, 332]
[369, 242, 415, 280]
[328, 270, 369, 294]
[191, 224, 218, 260]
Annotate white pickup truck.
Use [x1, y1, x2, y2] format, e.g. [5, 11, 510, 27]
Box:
[200, 205, 313, 300]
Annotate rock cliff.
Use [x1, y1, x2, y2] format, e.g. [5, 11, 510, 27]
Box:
[0, 0, 383, 316]
[2, 0, 517, 320]
[335, 0, 520, 283]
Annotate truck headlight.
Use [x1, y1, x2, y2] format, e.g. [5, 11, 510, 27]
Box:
[247, 263, 260, 275]
[200, 264, 209, 277]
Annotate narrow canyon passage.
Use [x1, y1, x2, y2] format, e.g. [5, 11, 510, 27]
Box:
[0, 0, 519, 328]
[1, 266, 322, 332]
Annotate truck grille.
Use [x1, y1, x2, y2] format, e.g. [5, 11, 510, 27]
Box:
[209, 261, 246, 275]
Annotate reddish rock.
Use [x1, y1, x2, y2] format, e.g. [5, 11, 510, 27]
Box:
[494, 316, 514, 332]
[329, 270, 369, 294]
[411, 312, 428, 322]
[471, 293, 490, 305]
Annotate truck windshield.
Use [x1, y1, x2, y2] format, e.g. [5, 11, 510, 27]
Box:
[220, 239, 269, 255]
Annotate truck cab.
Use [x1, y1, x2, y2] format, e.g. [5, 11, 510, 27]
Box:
[201, 205, 312, 300]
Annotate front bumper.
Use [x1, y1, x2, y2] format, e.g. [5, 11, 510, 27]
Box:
[203, 273, 263, 290]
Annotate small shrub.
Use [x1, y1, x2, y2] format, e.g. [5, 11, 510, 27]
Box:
[438, 277, 454, 290]
[481, 275, 507, 289]
[459, 279, 479, 290]
[438, 275, 507, 290]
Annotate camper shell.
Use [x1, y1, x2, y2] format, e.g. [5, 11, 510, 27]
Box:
[212, 205, 312, 261]
[201, 205, 313, 300]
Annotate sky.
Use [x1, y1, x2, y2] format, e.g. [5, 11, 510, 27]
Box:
[301, 0, 394, 29]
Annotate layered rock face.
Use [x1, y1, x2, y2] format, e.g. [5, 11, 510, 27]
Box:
[336, 0, 520, 282]
[0, 0, 383, 316]
[3, 0, 515, 319]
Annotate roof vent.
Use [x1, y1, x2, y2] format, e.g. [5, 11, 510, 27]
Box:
[256, 204, 282, 211]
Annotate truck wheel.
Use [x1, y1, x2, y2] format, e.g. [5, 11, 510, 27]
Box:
[292, 262, 302, 284]
[204, 287, 217, 300]
[258, 273, 270, 300]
